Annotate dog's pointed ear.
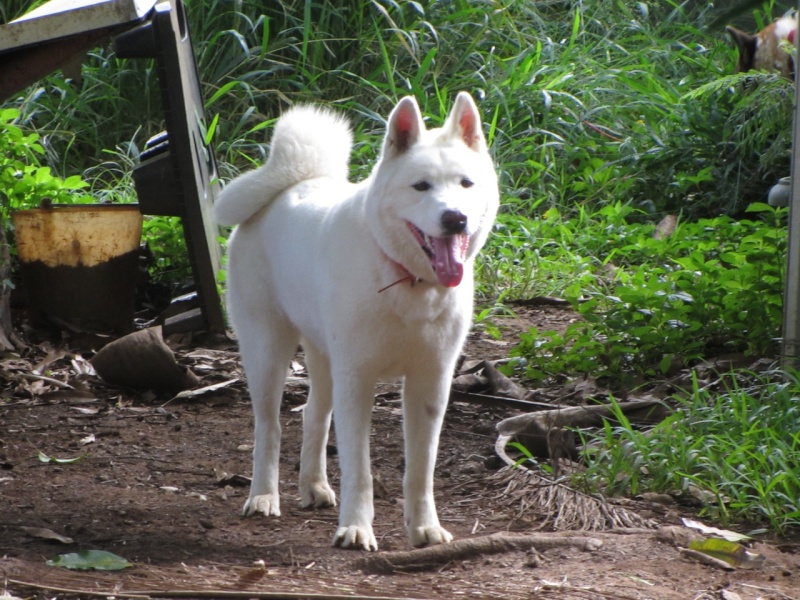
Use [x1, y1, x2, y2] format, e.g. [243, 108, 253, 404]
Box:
[384, 96, 424, 158]
[726, 25, 757, 72]
[444, 92, 486, 153]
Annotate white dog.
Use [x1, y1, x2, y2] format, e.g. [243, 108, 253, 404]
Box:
[214, 92, 499, 551]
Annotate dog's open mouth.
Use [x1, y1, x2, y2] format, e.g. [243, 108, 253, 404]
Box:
[406, 222, 469, 287]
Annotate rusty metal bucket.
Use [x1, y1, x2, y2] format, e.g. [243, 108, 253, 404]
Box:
[12, 204, 143, 334]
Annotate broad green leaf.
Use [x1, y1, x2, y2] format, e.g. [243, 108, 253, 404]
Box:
[688, 538, 765, 570]
[744, 202, 773, 214]
[46, 550, 132, 571]
[62, 175, 89, 190]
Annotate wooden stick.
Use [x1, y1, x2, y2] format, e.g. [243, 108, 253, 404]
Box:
[356, 532, 602, 574]
[7, 578, 419, 600]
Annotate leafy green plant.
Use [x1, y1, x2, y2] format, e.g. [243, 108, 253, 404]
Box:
[0, 108, 94, 227]
[503, 203, 786, 386]
[140, 216, 190, 285]
[578, 372, 800, 533]
[508, 440, 554, 476]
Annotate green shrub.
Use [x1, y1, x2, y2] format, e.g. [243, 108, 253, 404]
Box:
[0, 108, 94, 225]
[502, 203, 786, 386]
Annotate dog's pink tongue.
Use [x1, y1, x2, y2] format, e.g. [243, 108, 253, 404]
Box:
[432, 235, 465, 287]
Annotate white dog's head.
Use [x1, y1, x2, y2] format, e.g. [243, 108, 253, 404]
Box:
[368, 92, 500, 288]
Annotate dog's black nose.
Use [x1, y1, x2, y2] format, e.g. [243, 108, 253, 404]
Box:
[441, 210, 467, 235]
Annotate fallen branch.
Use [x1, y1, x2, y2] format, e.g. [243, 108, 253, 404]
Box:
[356, 532, 602, 574]
[450, 389, 556, 411]
[17, 372, 75, 390]
[740, 582, 800, 600]
[494, 399, 671, 464]
[496, 399, 671, 452]
[6, 578, 418, 600]
[491, 400, 668, 531]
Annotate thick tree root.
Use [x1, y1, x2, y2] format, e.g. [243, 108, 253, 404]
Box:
[356, 532, 602, 574]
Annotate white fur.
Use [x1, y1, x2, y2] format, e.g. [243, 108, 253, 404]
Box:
[214, 107, 353, 226]
[216, 93, 499, 551]
[772, 16, 797, 42]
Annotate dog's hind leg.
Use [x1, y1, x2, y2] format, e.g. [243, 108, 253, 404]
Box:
[299, 344, 336, 508]
[330, 368, 378, 551]
[239, 317, 298, 518]
[402, 368, 454, 547]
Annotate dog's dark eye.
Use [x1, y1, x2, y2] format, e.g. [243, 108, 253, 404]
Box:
[460, 178, 474, 189]
[412, 181, 432, 192]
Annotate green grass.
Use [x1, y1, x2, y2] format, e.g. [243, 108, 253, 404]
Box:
[578, 372, 800, 533]
[3, 0, 793, 220]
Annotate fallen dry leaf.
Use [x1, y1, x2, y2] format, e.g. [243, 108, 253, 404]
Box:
[21, 527, 74, 544]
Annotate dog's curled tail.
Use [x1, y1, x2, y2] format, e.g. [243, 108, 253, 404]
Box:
[214, 105, 353, 226]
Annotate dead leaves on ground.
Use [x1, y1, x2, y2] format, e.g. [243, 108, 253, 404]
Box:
[0, 327, 244, 407]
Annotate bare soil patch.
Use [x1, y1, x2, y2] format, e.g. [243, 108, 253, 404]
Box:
[1, 305, 799, 599]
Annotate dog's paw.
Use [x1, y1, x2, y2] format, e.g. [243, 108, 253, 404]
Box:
[242, 494, 281, 517]
[332, 526, 378, 551]
[300, 482, 337, 509]
[408, 525, 453, 548]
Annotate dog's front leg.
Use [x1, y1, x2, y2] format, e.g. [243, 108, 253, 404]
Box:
[331, 372, 377, 551]
[402, 371, 453, 547]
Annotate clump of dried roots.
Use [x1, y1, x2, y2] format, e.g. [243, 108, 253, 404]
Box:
[492, 464, 657, 531]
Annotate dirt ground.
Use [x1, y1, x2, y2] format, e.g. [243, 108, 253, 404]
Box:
[1, 304, 799, 600]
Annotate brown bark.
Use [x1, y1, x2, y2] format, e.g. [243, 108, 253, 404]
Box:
[356, 532, 602, 574]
